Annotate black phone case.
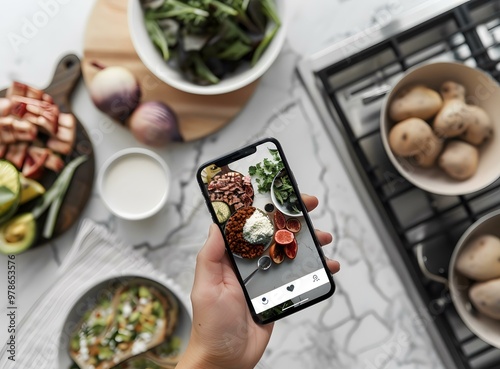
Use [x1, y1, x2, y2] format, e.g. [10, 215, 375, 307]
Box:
[196, 137, 335, 324]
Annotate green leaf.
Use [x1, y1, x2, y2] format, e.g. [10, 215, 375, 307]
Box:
[252, 23, 279, 66]
[146, 19, 170, 60]
[192, 54, 220, 84]
[0, 186, 15, 207]
[217, 40, 252, 60]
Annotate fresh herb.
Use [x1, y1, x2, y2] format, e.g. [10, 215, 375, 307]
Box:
[141, 0, 281, 85]
[248, 148, 283, 193]
[248, 148, 299, 214]
[273, 174, 299, 214]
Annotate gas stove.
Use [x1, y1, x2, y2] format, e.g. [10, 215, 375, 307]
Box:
[298, 0, 500, 368]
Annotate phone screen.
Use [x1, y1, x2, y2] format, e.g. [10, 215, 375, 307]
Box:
[198, 138, 335, 323]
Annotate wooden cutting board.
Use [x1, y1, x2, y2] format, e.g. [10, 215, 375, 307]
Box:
[82, 0, 260, 141]
[0, 54, 95, 248]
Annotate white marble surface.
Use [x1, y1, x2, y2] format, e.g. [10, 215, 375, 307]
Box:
[0, 0, 445, 368]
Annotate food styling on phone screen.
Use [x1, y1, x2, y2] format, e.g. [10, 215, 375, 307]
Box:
[197, 138, 335, 323]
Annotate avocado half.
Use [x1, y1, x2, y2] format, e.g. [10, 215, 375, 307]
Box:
[0, 213, 36, 255]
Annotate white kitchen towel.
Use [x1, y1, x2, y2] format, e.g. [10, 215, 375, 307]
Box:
[0, 218, 190, 369]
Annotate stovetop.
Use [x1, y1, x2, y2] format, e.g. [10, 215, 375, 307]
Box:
[298, 0, 500, 368]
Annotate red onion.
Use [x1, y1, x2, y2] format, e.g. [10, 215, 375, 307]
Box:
[128, 101, 182, 146]
[88, 65, 141, 123]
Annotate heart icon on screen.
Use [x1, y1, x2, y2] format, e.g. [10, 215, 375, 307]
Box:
[287, 285, 294, 292]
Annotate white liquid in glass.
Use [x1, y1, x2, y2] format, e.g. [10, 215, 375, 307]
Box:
[102, 154, 167, 217]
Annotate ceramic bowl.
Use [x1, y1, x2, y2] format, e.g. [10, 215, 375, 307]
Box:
[128, 0, 287, 95]
[380, 62, 500, 196]
[98, 148, 170, 220]
[270, 169, 302, 217]
[57, 275, 192, 368]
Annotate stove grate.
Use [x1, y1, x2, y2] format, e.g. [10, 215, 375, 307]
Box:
[315, 1, 500, 368]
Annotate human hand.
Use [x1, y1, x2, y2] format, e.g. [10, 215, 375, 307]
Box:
[176, 194, 340, 369]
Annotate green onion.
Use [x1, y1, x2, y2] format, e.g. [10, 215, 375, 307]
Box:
[32, 155, 88, 237]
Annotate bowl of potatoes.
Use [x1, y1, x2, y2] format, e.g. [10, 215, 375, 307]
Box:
[380, 62, 500, 196]
[450, 210, 500, 348]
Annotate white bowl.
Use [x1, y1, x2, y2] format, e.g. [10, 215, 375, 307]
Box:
[128, 0, 288, 95]
[270, 169, 302, 217]
[98, 148, 170, 220]
[380, 62, 500, 196]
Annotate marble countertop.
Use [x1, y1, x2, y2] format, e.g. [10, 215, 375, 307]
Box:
[0, 0, 445, 368]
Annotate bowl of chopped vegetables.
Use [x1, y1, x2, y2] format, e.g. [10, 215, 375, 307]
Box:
[129, 0, 287, 95]
[270, 169, 302, 217]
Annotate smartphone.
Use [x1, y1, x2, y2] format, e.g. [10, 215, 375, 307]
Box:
[196, 137, 335, 324]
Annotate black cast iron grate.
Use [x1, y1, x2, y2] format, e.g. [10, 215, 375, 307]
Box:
[315, 1, 500, 368]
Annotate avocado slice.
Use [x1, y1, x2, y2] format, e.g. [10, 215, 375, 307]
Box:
[0, 213, 36, 255]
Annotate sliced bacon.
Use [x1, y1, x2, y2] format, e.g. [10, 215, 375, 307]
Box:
[55, 125, 75, 147]
[47, 137, 72, 155]
[26, 86, 44, 100]
[1, 81, 74, 172]
[44, 152, 64, 173]
[5, 142, 28, 169]
[11, 101, 27, 118]
[11, 96, 59, 125]
[42, 93, 54, 104]
[22, 146, 49, 178]
[24, 113, 57, 135]
[0, 98, 12, 117]
[0, 117, 16, 144]
[13, 119, 37, 141]
[6, 82, 27, 98]
[58, 113, 76, 129]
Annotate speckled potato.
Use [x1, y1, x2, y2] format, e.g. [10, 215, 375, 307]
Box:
[389, 85, 443, 122]
[433, 99, 470, 138]
[438, 141, 479, 180]
[456, 235, 500, 281]
[440, 81, 466, 100]
[461, 105, 494, 146]
[413, 134, 443, 168]
[469, 278, 500, 320]
[388, 118, 434, 157]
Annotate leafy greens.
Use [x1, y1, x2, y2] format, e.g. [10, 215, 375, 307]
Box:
[141, 0, 281, 85]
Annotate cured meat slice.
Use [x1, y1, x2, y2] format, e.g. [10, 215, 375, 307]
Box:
[24, 113, 57, 135]
[22, 146, 49, 178]
[58, 113, 76, 129]
[26, 86, 44, 100]
[44, 152, 64, 173]
[13, 119, 37, 141]
[6, 142, 28, 169]
[0, 117, 16, 144]
[55, 125, 75, 146]
[47, 137, 72, 155]
[6, 82, 27, 98]
[0, 98, 12, 117]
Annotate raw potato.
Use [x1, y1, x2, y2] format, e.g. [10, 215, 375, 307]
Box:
[440, 80, 466, 100]
[469, 278, 500, 320]
[456, 235, 500, 281]
[433, 81, 471, 138]
[389, 85, 443, 122]
[438, 140, 479, 180]
[389, 118, 435, 157]
[461, 105, 494, 145]
[434, 99, 470, 138]
[413, 134, 443, 168]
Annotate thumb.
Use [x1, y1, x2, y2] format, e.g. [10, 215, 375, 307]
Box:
[193, 224, 226, 286]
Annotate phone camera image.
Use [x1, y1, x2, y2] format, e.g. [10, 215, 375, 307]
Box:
[199, 139, 334, 322]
